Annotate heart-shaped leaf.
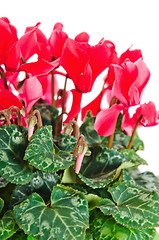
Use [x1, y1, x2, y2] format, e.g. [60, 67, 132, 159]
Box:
[78, 147, 134, 188]
[0, 125, 33, 184]
[98, 182, 159, 229]
[24, 126, 75, 172]
[14, 185, 89, 240]
[90, 209, 156, 240]
[0, 210, 19, 240]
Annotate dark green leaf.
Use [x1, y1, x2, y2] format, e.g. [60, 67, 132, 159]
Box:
[10, 171, 60, 207]
[8, 230, 28, 240]
[90, 209, 156, 240]
[0, 210, 18, 240]
[120, 149, 147, 166]
[98, 182, 159, 228]
[131, 171, 159, 193]
[24, 126, 75, 172]
[78, 147, 135, 188]
[80, 117, 104, 146]
[14, 185, 89, 240]
[0, 125, 33, 184]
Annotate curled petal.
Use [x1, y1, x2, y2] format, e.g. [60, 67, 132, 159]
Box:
[119, 47, 142, 64]
[130, 58, 150, 102]
[49, 22, 68, 59]
[23, 76, 43, 114]
[140, 101, 159, 126]
[19, 22, 40, 61]
[94, 104, 124, 136]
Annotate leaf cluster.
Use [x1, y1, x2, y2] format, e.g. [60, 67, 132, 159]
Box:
[0, 106, 159, 240]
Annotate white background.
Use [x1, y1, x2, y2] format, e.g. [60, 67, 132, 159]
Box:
[2, 0, 159, 175]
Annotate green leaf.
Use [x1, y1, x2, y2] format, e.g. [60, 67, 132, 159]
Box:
[86, 194, 102, 210]
[0, 198, 4, 213]
[27, 236, 36, 240]
[10, 171, 60, 207]
[24, 126, 75, 172]
[98, 182, 159, 229]
[14, 185, 89, 240]
[80, 117, 104, 146]
[78, 147, 134, 188]
[90, 209, 156, 240]
[56, 134, 77, 152]
[0, 210, 18, 240]
[154, 232, 159, 240]
[120, 149, 147, 166]
[0, 125, 33, 184]
[131, 171, 159, 193]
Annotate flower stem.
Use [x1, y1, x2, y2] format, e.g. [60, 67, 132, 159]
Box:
[28, 109, 43, 129]
[0, 110, 11, 124]
[0, 67, 8, 89]
[51, 70, 55, 107]
[69, 120, 79, 138]
[55, 112, 68, 137]
[62, 75, 68, 114]
[127, 114, 143, 150]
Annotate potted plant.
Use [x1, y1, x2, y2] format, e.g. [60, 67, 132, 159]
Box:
[0, 17, 159, 240]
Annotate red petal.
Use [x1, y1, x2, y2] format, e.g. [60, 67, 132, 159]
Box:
[60, 38, 90, 91]
[23, 76, 43, 114]
[49, 23, 68, 59]
[18, 22, 40, 61]
[0, 89, 23, 110]
[5, 42, 21, 71]
[130, 58, 150, 101]
[75, 32, 89, 43]
[94, 104, 124, 136]
[81, 88, 107, 121]
[119, 47, 142, 64]
[140, 101, 159, 126]
[88, 41, 112, 82]
[64, 89, 82, 123]
[112, 60, 138, 106]
[19, 59, 60, 77]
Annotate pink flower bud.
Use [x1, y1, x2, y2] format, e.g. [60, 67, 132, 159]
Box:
[75, 152, 85, 174]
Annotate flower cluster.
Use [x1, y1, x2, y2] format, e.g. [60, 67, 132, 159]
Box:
[0, 17, 159, 158]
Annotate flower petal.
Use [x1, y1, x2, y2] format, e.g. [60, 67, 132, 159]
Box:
[64, 89, 82, 123]
[94, 104, 124, 136]
[23, 76, 43, 114]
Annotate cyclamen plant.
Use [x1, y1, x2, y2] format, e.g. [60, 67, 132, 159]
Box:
[0, 17, 159, 240]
